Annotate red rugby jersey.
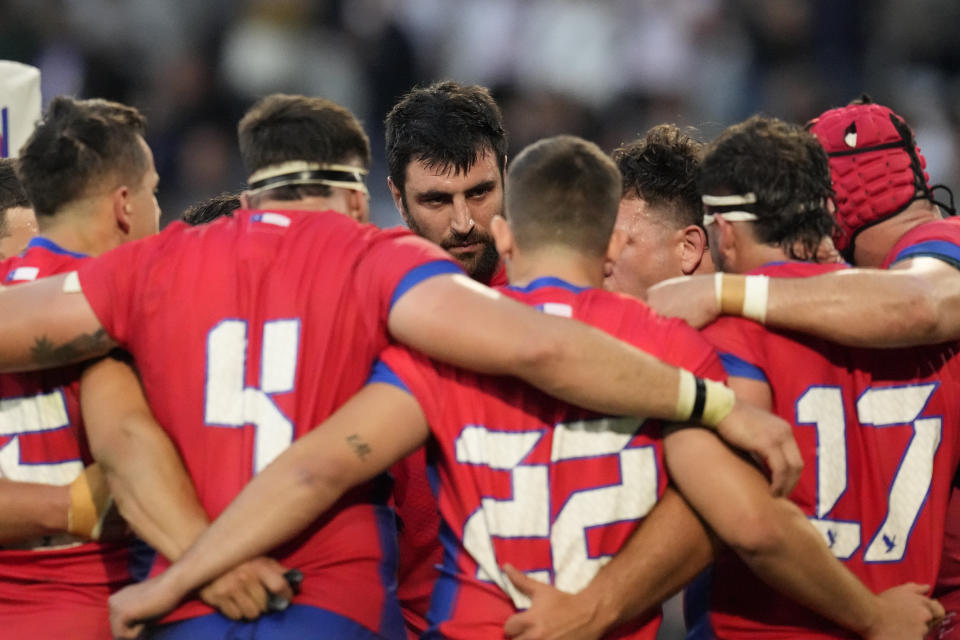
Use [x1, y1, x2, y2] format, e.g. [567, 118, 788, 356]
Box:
[77, 209, 459, 637]
[375, 277, 725, 639]
[0, 238, 137, 639]
[698, 261, 960, 639]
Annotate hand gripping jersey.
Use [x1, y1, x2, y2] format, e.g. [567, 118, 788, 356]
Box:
[76, 210, 459, 638]
[391, 257, 508, 638]
[0, 238, 136, 639]
[373, 277, 725, 639]
[696, 261, 960, 639]
[880, 217, 960, 634]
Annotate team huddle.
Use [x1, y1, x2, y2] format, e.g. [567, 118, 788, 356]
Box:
[0, 80, 956, 640]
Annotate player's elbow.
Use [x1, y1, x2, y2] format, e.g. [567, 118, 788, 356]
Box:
[723, 498, 797, 560]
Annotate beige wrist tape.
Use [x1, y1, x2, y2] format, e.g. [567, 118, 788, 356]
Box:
[713, 273, 769, 323]
[67, 464, 112, 540]
[675, 370, 737, 427]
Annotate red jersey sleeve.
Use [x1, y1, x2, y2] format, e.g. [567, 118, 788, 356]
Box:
[369, 343, 445, 421]
[353, 227, 462, 327]
[76, 229, 170, 347]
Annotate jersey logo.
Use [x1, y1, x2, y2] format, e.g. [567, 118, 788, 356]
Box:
[6, 266, 39, 282]
[251, 212, 291, 228]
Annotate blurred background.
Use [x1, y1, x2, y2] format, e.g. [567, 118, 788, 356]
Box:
[2, 0, 958, 229]
[1, 0, 957, 634]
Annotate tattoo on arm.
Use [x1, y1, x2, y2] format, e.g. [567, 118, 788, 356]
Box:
[30, 329, 113, 367]
[346, 434, 372, 460]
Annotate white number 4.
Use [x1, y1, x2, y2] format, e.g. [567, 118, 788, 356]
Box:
[797, 383, 941, 562]
[205, 319, 299, 474]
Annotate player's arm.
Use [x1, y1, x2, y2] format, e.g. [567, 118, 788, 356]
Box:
[82, 355, 295, 621]
[0, 273, 113, 372]
[647, 258, 960, 348]
[0, 479, 70, 544]
[388, 273, 801, 494]
[108, 382, 430, 639]
[665, 421, 942, 639]
[502, 486, 715, 640]
[81, 355, 208, 560]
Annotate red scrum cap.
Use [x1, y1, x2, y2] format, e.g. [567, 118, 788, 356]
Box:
[808, 99, 953, 254]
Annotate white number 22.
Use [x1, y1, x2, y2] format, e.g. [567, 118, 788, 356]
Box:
[796, 383, 941, 562]
[455, 418, 658, 608]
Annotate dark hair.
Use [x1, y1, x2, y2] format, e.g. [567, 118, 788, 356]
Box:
[17, 96, 148, 217]
[0, 158, 29, 212]
[701, 115, 835, 260]
[506, 135, 621, 257]
[385, 81, 506, 200]
[0, 158, 29, 239]
[238, 94, 370, 201]
[612, 124, 703, 229]
[182, 193, 241, 226]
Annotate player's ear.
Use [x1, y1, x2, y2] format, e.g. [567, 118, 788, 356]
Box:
[239, 192, 253, 210]
[606, 228, 628, 264]
[491, 215, 515, 260]
[387, 177, 410, 224]
[679, 225, 709, 275]
[112, 185, 132, 235]
[345, 188, 370, 224]
[714, 215, 738, 263]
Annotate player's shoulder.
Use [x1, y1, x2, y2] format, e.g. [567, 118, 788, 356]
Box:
[883, 217, 960, 269]
[1, 239, 87, 284]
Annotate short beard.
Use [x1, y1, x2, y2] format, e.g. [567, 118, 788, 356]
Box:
[402, 200, 501, 284]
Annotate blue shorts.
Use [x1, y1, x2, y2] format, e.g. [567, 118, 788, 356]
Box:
[148, 604, 387, 640]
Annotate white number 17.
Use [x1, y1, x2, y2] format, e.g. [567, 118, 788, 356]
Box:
[796, 383, 941, 562]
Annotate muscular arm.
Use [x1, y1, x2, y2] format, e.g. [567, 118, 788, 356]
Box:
[648, 258, 960, 348]
[0, 479, 69, 544]
[0, 273, 113, 371]
[389, 274, 686, 419]
[81, 355, 208, 560]
[665, 426, 882, 637]
[388, 274, 801, 490]
[109, 382, 430, 632]
[762, 258, 960, 347]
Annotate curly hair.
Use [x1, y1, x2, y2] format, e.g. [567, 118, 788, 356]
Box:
[611, 124, 703, 229]
[701, 115, 835, 261]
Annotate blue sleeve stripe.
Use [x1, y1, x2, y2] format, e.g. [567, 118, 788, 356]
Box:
[366, 359, 412, 395]
[892, 240, 960, 271]
[719, 352, 767, 382]
[389, 260, 464, 310]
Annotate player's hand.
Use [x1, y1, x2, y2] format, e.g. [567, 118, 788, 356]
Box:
[863, 583, 944, 640]
[645, 275, 718, 329]
[109, 574, 183, 639]
[199, 557, 294, 620]
[502, 564, 608, 640]
[716, 400, 803, 496]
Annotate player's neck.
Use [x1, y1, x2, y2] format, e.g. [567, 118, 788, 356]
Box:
[733, 242, 791, 274]
[37, 202, 116, 257]
[505, 246, 605, 289]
